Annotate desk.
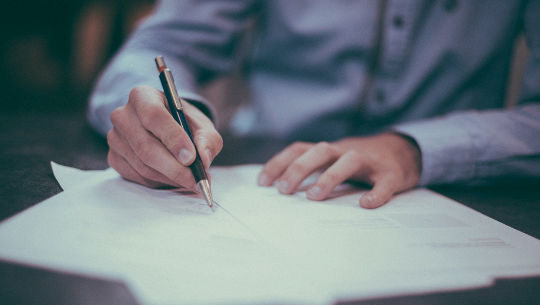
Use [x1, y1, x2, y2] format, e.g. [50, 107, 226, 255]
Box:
[1, 111, 539, 304]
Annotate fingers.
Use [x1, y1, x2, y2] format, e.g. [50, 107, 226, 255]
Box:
[107, 128, 179, 187]
[108, 86, 205, 189]
[109, 85, 222, 189]
[359, 175, 399, 209]
[189, 111, 223, 169]
[275, 142, 339, 194]
[306, 151, 366, 200]
[308, 151, 399, 208]
[110, 103, 196, 188]
[257, 134, 421, 209]
[130, 87, 223, 170]
[108, 149, 167, 189]
[130, 86, 196, 166]
[258, 141, 312, 187]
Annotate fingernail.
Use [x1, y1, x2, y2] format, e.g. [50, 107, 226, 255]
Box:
[307, 186, 322, 199]
[360, 194, 375, 208]
[178, 149, 193, 166]
[278, 180, 289, 193]
[258, 173, 269, 186]
[362, 194, 373, 203]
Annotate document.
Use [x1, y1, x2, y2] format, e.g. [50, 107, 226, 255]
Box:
[0, 163, 539, 305]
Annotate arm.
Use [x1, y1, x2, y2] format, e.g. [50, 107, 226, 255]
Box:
[88, 0, 258, 135]
[259, 1, 540, 208]
[394, 0, 540, 186]
[394, 104, 540, 186]
[88, 0, 257, 189]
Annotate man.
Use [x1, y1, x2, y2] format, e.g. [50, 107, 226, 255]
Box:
[88, 1, 540, 208]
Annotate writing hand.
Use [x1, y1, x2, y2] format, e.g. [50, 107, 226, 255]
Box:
[107, 85, 223, 189]
[257, 133, 421, 208]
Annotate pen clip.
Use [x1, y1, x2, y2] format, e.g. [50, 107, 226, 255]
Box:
[156, 56, 184, 111]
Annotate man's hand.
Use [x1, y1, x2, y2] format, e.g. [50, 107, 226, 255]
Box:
[257, 133, 422, 208]
[107, 85, 223, 189]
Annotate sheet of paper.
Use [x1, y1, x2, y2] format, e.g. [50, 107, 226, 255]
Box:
[3, 164, 325, 305]
[210, 166, 540, 299]
[0, 163, 539, 305]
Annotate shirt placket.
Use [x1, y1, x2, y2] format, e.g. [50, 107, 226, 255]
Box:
[367, 0, 424, 115]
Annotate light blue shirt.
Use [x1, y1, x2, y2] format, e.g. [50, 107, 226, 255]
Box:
[88, 0, 540, 186]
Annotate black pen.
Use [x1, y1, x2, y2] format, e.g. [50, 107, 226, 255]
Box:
[155, 56, 214, 209]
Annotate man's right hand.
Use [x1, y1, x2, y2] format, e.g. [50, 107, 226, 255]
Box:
[107, 85, 223, 189]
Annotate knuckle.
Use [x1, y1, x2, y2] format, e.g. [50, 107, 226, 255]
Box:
[214, 132, 224, 152]
[205, 130, 224, 154]
[344, 150, 362, 163]
[315, 141, 331, 152]
[109, 107, 124, 126]
[290, 141, 309, 154]
[128, 85, 149, 102]
[196, 128, 223, 154]
[139, 105, 162, 128]
[194, 132, 205, 145]
[314, 141, 337, 157]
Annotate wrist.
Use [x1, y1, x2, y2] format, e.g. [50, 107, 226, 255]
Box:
[386, 132, 422, 185]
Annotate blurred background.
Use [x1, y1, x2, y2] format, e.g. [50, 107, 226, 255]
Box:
[0, 0, 155, 115]
[0, 0, 529, 125]
[0, 0, 155, 221]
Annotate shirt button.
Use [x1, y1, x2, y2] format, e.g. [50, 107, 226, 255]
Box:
[392, 15, 404, 28]
[443, 0, 458, 12]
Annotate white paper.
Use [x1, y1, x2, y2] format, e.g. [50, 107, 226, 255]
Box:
[0, 163, 539, 305]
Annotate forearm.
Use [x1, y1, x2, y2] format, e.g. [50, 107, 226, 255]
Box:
[87, 50, 211, 136]
[87, 0, 256, 135]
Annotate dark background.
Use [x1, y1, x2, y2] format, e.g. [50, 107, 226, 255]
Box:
[0, 0, 155, 221]
[0, 0, 154, 115]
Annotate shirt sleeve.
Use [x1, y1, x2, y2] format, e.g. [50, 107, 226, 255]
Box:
[87, 0, 258, 136]
[393, 0, 540, 186]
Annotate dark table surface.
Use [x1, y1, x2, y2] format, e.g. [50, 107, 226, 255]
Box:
[1, 111, 539, 305]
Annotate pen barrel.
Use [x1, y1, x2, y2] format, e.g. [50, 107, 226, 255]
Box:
[178, 111, 208, 182]
[159, 72, 208, 183]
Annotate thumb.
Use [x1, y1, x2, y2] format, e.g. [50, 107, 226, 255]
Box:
[359, 175, 398, 209]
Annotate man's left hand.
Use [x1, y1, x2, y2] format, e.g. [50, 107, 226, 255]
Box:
[257, 133, 422, 208]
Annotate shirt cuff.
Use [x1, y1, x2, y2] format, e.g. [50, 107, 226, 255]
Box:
[392, 116, 477, 186]
[87, 51, 217, 135]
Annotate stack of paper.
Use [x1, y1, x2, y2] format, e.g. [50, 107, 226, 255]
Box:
[0, 163, 539, 304]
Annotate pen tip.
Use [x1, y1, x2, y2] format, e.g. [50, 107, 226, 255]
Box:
[198, 180, 214, 210]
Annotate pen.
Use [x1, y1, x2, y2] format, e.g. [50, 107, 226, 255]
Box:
[155, 56, 214, 210]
